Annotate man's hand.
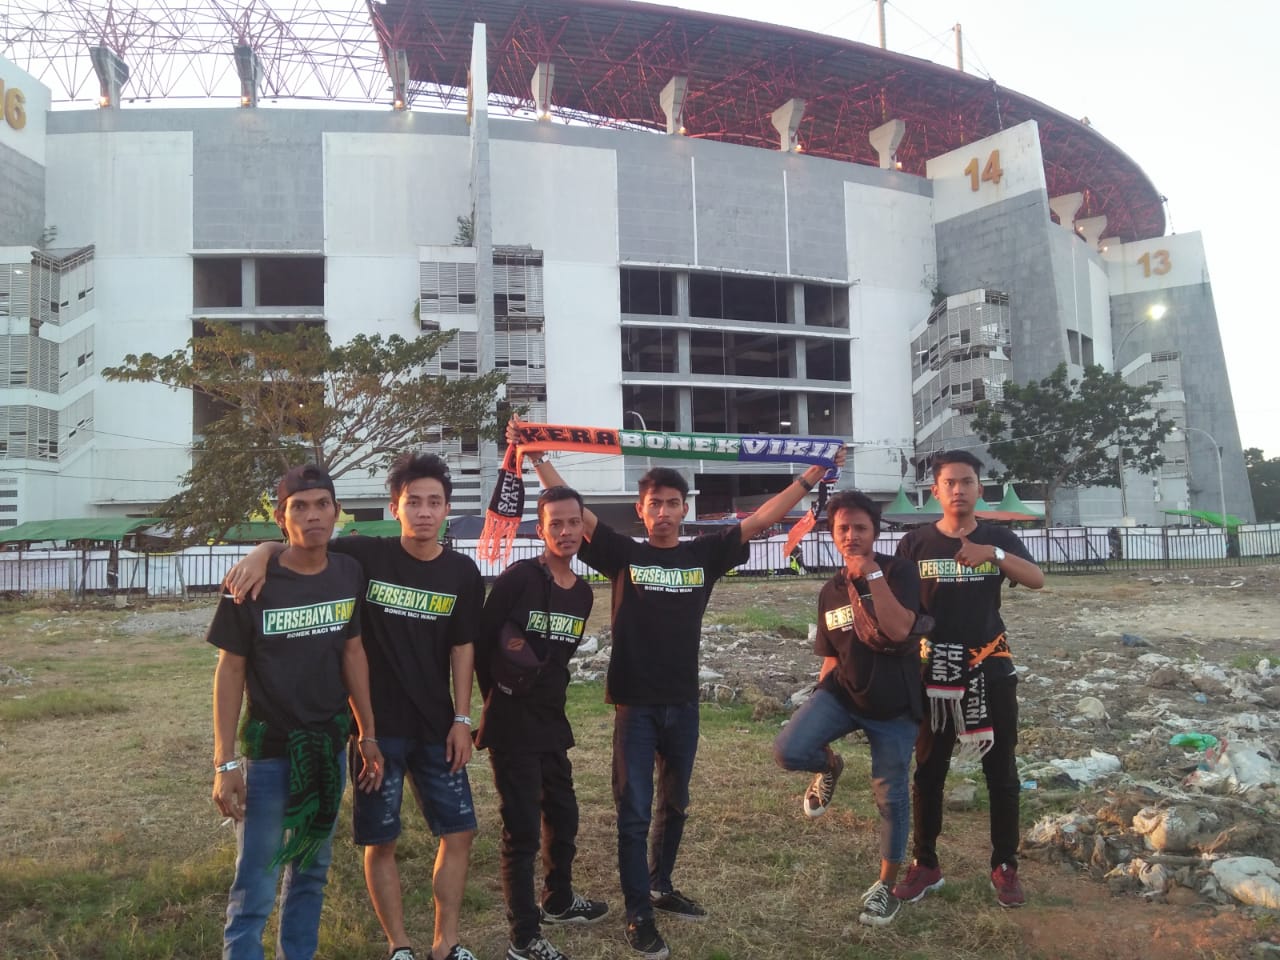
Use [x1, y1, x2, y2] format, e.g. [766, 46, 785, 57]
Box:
[445, 721, 473, 773]
[843, 552, 880, 579]
[355, 740, 384, 794]
[223, 547, 275, 603]
[506, 415, 523, 448]
[213, 767, 247, 822]
[955, 535, 996, 569]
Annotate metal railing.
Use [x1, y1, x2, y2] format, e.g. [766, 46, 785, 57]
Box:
[3, 523, 1278, 600]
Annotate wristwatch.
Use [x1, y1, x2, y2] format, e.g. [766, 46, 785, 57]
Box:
[992, 546, 1006, 563]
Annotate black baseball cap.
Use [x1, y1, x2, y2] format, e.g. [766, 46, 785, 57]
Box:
[276, 464, 336, 505]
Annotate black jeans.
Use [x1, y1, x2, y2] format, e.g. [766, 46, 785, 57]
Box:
[489, 748, 580, 945]
[911, 673, 1021, 870]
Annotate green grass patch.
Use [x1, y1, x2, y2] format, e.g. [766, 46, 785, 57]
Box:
[1231, 651, 1266, 670]
[707, 606, 811, 635]
[0, 687, 128, 722]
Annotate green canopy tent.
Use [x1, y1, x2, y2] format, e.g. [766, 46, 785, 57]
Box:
[1162, 508, 1246, 528]
[978, 485, 1044, 523]
[917, 493, 944, 521]
[881, 486, 924, 524]
[0, 517, 159, 545]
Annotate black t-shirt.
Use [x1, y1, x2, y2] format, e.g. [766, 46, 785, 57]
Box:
[330, 536, 483, 740]
[474, 557, 594, 752]
[815, 553, 923, 720]
[577, 520, 748, 705]
[895, 522, 1034, 679]
[206, 553, 362, 753]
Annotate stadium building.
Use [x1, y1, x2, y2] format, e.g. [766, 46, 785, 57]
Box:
[0, 0, 1253, 529]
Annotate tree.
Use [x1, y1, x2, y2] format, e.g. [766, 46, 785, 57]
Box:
[970, 363, 1172, 527]
[103, 323, 504, 544]
[1244, 447, 1280, 522]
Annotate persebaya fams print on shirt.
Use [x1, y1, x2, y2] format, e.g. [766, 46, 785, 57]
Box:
[629, 564, 706, 593]
[915, 557, 1001, 584]
[365, 579, 457, 620]
[525, 610, 587, 645]
[261, 597, 357, 638]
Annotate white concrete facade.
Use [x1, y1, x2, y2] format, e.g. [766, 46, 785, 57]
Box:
[0, 53, 1252, 527]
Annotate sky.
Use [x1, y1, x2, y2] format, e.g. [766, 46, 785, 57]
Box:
[673, 0, 1280, 456]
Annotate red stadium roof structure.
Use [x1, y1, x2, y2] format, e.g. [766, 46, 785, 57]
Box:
[2, 0, 1164, 241]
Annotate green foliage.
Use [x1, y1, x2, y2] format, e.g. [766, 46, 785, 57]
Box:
[971, 363, 1171, 526]
[1244, 447, 1280, 521]
[102, 323, 504, 544]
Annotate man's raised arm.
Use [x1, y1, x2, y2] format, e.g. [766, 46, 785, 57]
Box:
[507, 417, 599, 538]
[738, 446, 847, 543]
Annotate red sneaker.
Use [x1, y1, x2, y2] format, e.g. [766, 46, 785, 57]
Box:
[991, 862, 1026, 908]
[891, 861, 945, 903]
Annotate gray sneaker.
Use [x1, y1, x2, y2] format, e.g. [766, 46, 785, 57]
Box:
[507, 936, 568, 960]
[858, 880, 902, 927]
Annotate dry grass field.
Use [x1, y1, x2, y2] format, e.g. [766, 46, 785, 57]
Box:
[1, 571, 1274, 959]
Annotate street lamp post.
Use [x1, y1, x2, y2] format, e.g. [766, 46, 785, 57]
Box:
[1178, 424, 1228, 549]
[1113, 303, 1167, 524]
[1113, 303, 1166, 369]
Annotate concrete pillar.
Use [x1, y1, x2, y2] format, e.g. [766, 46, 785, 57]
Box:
[660, 76, 688, 135]
[233, 45, 261, 109]
[676, 329, 690, 374]
[869, 119, 905, 170]
[771, 99, 805, 152]
[1048, 192, 1084, 232]
[387, 48, 410, 110]
[241, 258, 257, 308]
[531, 62, 554, 120]
[1075, 215, 1108, 247]
[677, 388, 692, 432]
[470, 25, 499, 503]
[89, 47, 129, 109]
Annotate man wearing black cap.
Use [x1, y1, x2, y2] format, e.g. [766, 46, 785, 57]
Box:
[209, 463, 384, 960]
[226, 453, 484, 960]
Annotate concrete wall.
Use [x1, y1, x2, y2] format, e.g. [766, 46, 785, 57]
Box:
[1107, 233, 1252, 521]
[845, 181, 934, 490]
[0, 58, 49, 246]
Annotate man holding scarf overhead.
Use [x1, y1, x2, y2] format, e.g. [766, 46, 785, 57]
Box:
[511, 417, 844, 960]
[892, 450, 1043, 909]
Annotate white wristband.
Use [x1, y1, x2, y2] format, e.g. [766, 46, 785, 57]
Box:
[215, 759, 242, 774]
[453, 714, 472, 726]
[864, 570, 884, 582]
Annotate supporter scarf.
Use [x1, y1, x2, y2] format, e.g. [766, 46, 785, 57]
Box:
[925, 633, 1010, 759]
[241, 712, 351, 869]
[479, 423, 844, 562]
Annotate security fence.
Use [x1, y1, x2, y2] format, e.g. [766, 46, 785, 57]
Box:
[2, 523, 1279, 600]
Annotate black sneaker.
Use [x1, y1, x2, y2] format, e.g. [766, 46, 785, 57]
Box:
[650, 888, 707, 920]
[541, 891, 609, 924]
[442, 947, 478, 960]
[388, 950, 416, 960]
[803, 752, 844, 817]
[625, 918, 670, 960]
[507, 936, 568, 960]
[858, 880, 902, 927]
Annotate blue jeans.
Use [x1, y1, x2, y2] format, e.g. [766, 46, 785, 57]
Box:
[613, 702, 699, 922]
[773, 688, 916, 864]
[223, 754, 344, 960]
[351, 737, 476, 844]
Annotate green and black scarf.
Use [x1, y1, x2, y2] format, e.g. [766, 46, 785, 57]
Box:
[241, 712, 351, 869]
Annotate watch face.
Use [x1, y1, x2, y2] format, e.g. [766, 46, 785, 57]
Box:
[994, 547, 1006, 561]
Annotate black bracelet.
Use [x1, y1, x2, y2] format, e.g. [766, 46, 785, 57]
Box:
[796, 476, 815, 492]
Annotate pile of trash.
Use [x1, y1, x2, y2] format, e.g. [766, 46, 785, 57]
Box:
[1022, 733, 1280, 909]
